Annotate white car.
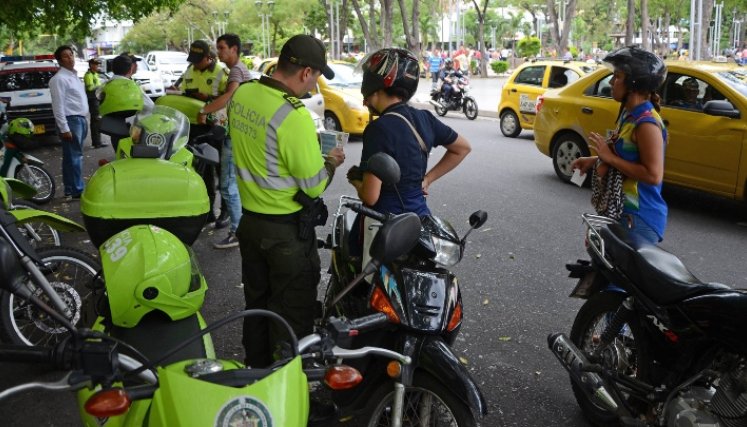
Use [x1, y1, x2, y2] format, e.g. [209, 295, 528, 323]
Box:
[145, 51, 189, 88]
[0, 55, 59, 137]
[99, 54, 165, 99]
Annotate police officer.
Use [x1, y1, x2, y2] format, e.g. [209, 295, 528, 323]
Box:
[229, 34, 344, 368]
[83, 58, 107, 148]
[181, 40, 230, 227]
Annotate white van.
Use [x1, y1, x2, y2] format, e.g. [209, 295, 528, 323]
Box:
[145, 51, 189, 87]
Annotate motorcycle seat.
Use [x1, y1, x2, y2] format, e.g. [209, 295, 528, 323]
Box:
[601, 225, 730, 305]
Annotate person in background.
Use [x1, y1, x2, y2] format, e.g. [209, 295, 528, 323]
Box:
[572, 47, 668, 244]
[83, 58, 107, 148]
[438, 58, 463, 105]
[229, 35, 344, 368]
[180, 40, 231, 228]
[198, 33, 252, 249]
[49, 45, 88, 201]
[428, 48, 443, 91]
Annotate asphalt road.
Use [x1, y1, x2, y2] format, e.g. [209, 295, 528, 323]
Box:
[1, 113, 746, 426]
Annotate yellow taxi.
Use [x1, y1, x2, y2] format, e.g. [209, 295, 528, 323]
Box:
[533, 61, 747, 201]
[258, 59, 369, 134]
[498, 59, 597, 137]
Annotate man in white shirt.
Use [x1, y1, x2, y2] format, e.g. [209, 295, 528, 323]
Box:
[50, 45, 89, 200]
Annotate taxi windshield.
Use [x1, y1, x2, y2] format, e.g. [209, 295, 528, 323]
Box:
[715, 70, 747, 98]
[130, 105, 189, 159]
[327, 63, 363, 88]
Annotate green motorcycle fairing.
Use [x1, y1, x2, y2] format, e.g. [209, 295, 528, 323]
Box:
[78, 357, 309, 427]
[4, 178, 36, 200]
[154, 95, 206, 126]
[10, 209, 86, 232]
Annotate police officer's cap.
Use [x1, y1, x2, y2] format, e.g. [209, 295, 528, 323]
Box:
[112, 53, 141, 75]
[279, 35, 334, 80]
[88, 58, 101, 65]
[188, 40, 213, 63]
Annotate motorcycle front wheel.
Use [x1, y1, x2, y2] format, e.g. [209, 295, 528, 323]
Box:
[363, 373, 477, 427]
[16, 164, 56, 205]
[434, 100, 448, 117]
[570, 292, 654, 426]
[11, 199, 61, 248]
[463, 98, 478, 120]
[0, 247, 101, 346]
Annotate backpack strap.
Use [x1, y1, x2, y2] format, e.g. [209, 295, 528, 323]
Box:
[384, 112, 428, 154]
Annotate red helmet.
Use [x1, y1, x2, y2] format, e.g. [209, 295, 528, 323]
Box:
[360, 48, 420, 100]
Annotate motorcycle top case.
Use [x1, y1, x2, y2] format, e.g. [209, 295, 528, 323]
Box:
[81, 158, 209, 247]
[155, 95, 206, 125]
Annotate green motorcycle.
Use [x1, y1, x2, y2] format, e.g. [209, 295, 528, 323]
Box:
[0, 212, 423, 427]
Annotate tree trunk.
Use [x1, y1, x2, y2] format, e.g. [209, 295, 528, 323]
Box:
[546, 0, 560, 54]
[350, 0, 378, 52]
[558, 0, 578, 51]
[625, 0, 635, 46]
[396, 0, 421, 56]
[699, 0, 714, 59]
[380, 0, 393, 47]
[641, 0, 650, 50]
[471, 0, 490, 77]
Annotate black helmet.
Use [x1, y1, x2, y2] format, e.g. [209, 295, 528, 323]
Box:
[444, 57, 453, 68]
[360, 48, 420, 101]
[603, 46, 666, 93]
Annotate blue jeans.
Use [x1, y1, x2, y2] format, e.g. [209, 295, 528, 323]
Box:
[220, 137, 242, 232]
[619, 213, 662, 245]
[62, 116, 87, 196]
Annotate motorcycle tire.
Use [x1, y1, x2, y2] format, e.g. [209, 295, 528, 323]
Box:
[463, 98, 478, 120]
[11, 199, 61, 248]
[569, 292, 654, 426]
[363, 373, 477, 427]
[15, 164, 56, 205]
[0, 247, 101, 346]
[434, 101, 448, 117]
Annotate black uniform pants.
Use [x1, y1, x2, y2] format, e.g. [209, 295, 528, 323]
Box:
[237, 212, 320, 368]
[87, 94, 101, 146]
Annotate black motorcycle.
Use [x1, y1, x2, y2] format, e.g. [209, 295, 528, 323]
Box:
[320, 153, 488, 426]
[548, 214, 747, 427]
[429, 75, 478, 120]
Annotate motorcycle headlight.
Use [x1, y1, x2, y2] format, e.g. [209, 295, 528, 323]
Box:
[431, 235, 462, 267]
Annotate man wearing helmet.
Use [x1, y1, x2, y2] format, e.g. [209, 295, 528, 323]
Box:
[351, 48, 471, 217]
[438, 58, 464, 106]
[572, 46, 668, 243]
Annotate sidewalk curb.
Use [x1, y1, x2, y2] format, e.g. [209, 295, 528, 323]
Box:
[410, 101, 498, 119]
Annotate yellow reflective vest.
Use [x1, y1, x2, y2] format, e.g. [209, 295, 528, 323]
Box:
[178, 61, 229, 97]
[229, 77, 329, 214]
[84, 70, 101, 93]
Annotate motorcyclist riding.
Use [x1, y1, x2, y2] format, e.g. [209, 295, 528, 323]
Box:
[439, 58, 464, 106]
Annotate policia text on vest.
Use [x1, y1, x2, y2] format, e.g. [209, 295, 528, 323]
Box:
[229, 100, 266, 139]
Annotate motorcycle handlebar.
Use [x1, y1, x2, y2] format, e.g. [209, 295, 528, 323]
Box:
[348, 312, 389, 333]
[346, 203, 387, 223]
[0, 345, 55, 365]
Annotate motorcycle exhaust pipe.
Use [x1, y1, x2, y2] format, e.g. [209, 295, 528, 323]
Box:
[547, 333, 618, 412]
[429, 99, 444, 109]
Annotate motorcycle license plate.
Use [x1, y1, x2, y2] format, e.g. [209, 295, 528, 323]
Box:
[33, 124, 45, 134]
[570, 271, 597, 299]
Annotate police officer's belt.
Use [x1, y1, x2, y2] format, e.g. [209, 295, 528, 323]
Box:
[242, 209, 300, 224]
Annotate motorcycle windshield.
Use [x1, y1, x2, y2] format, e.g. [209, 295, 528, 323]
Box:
[129, 105, 190, 159]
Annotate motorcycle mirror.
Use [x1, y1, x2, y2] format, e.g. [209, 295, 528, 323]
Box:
[461, 210, 488, 244]
[369, 212, 421, 264]
[366, 153, 400, 186]
[191, 143, 220, 166]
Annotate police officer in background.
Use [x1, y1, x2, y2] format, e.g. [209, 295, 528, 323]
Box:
[229, 34, 345, 368]
[180, 40, 231, 227]
[83, 58, 107, 148]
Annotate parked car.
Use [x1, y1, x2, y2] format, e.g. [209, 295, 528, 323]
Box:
[0, 55, 59, 138]
[498, 59, 597, 137]
[534, 61, 747, 201]
[144, 51, 189, 87]
[99, 54, 165, 99]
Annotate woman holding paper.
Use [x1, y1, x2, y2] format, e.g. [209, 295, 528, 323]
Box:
[571, 46, 668, 244]
[347, 48, 471, 217]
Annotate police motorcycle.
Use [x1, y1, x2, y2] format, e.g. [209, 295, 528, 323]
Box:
[429, 72, 478, 120]
[548, 214, 747, 427]
[0, 106, 56, 204]
[0, 174, 100, 346]
[0, 208, 428, 427]
[320, 153, 489, 426]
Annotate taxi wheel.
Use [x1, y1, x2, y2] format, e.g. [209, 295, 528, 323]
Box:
[552, 133, 590, 185]
[499, 110, 521, 138]
[324, 112, 342, 132]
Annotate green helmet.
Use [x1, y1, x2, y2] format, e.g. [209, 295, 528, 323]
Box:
[8, 118, 33, 137]
[99, 78, 144, 117]
[101, 224, 207, 327]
